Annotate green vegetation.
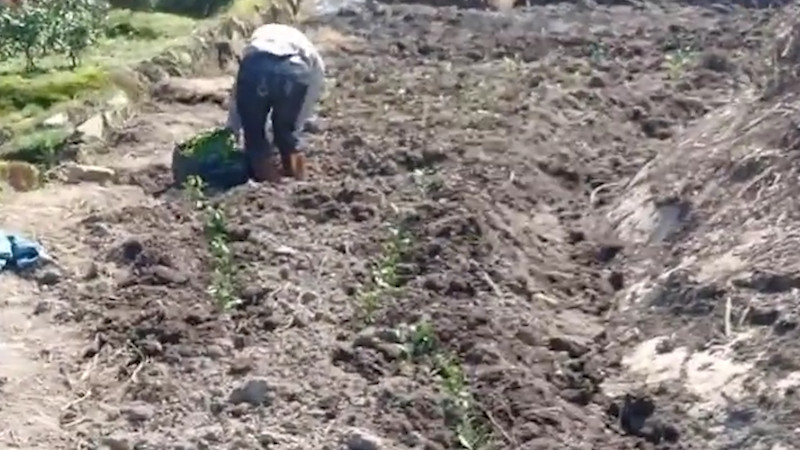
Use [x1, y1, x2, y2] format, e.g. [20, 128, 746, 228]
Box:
[1, 127, 71, 167]
[0, 6, 197, 117]
[0, 0, 108, 71]
[184, 175, 241, 311]
[0, 66, 109, 118]
[178, 128, 238, 161]
[357, 225, 411, 323]
[0, 0, 263, 159]
[664, 46, 696, 79]
[405, 321, 493, 450]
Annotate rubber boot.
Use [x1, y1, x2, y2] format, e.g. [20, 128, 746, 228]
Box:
[281, 154, 294, 177]
[280, 152, 308, 180]
[289, 153, 307, 181]
[250, 154, 281, 183]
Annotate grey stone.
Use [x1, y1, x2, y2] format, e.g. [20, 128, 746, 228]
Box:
[77, 114, 106, 140]
[62, 163, 116, 184]
[344, 429, 383, 450]
[36, 269, 62, 286]
[228, 379, 272, 406]
[121, 401, 156, 422]
[101, 435, 133, 450]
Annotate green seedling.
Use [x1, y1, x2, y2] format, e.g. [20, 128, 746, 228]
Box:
[357, 225, 412, 323]
[664, 47, 695, 79]
[408, 320, 437, 357]
[589, 42, 607, 62]
[358, 289, 381, 324]
[412, 168, 444, 194]
[183, 173, 240, 310]
[400, 322, 493, 450]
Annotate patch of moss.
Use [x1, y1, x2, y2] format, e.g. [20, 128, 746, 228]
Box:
[0, 66, 110, 118]
[2, 128, 73, 168]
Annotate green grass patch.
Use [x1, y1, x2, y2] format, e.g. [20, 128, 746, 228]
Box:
[2, 128, 72, 168]
[0, 66, 110, 118]
[0, 8, 198, 149]
[0, 10, 197, 76]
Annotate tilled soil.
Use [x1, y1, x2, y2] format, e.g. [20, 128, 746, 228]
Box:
[11, 1, 796, 449]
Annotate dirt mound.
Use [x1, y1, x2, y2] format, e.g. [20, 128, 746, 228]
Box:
[603, 7, 800, 449]
[3, 1, 795, 449]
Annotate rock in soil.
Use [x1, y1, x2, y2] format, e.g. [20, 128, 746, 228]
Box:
[228, 379, 273, 407]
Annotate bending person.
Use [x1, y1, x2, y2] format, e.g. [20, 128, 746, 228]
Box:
[226, 23, 325, 182]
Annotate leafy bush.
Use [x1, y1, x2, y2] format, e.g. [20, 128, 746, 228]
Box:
[0, 0, 109, 71]
[0, 2, 53, 71]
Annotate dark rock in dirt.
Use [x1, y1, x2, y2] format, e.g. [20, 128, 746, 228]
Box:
[33, 300, 51, 315]
[101, 435, 133, 450]
[774, 316, 798, 335]
[640, 117, 674, 140]
[608, 271, 624, 291]
[36, 269, 62, 286]
[746, 306, 780, 326]
[608, 394, 680, 444]
[228, 379, 272, 406]
[587, 75, 607, 88]
[548, 334, 591, 358]
[596, 242, 623, 263]
[238, 284, 270, 304]
[119, 238, 145, 263]
[151, 265, 189, 285]
[733, 271, 800, 294]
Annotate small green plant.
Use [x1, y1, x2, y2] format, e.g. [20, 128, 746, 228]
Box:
[408, 320, 437, 357]
[357, 225, 411, 323]
[664, 47, 695, 79]
[589, 42, 607, 62]
[183, 175, 241, 310]
[403, 321, 493, 450]
[412, 167, 444, 195]
[178, 127, 238, 161]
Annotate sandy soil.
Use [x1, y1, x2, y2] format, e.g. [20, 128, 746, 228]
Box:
[1, 1, 798, 449]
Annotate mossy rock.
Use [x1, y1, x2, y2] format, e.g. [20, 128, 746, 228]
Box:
[172, 127, 248, 189]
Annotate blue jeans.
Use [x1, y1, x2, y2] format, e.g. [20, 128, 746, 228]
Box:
[235, 51, 310, 162]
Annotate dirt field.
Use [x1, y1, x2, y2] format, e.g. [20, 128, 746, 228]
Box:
[2, 1, 799, 449]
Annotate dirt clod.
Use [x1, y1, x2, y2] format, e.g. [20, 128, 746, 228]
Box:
[228, 379, 273, 406]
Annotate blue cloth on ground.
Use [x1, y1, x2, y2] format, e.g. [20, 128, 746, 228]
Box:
[0, 230, 43, 272]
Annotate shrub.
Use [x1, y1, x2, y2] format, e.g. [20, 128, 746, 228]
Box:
[0, 1, 53, 71]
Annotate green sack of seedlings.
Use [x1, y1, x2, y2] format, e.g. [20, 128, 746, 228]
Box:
[172, 127, 249, 189]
